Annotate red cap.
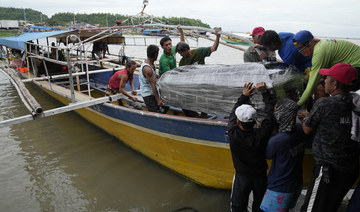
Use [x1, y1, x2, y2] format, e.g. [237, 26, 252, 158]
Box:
[251, 27, 265, 36]
[319, 63, 358, 85]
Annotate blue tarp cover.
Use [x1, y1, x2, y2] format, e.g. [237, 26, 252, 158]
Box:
[0, 30, 70, 50]
[143, 29, 162, 34]
[29, 26, 53, 30]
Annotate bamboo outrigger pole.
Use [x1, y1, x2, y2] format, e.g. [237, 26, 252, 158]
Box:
[0, 94, 124, 127]
[0, 67, 43, 115]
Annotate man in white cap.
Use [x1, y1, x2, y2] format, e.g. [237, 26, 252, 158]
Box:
[227, 81, 276, 212]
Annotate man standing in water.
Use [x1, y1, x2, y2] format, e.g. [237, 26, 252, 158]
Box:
[227, 82, 276, 212]
[158, 26, 185, 76]
[139, 45, 167, 113]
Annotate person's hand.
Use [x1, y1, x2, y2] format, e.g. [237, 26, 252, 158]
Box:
[130, 96, 137, 102]
[259, 51, 267, 60]
[213, 28, 221, 36]
[242, 82, 255, 96]
[297, 111, 309, 121]
[131, 90, 137, 95]
[255, 82, 267, 93]
[254, 44, 264, 50]
[157, 99, 164, 106]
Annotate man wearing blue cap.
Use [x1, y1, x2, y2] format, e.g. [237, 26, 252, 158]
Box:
[293, 30, 360, 106]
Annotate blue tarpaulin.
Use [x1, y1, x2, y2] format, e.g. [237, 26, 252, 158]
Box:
[28, 26, 53, 31]
[0, 30, 70, 50]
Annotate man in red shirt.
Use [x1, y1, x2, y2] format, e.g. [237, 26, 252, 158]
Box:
[106, 60, 138, 104]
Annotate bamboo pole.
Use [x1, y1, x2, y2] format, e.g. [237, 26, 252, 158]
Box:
[0, 67, 43, 115]
[0, 94, 123, 127]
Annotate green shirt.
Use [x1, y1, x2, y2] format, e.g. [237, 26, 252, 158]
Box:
[159, 46, 177, 76]
[179, 47, 212, 66]
[298, 39, 360, 106]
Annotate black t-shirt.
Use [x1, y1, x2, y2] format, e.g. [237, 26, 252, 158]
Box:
[306, 94, 359, 173]
[227, 93, 276, 175]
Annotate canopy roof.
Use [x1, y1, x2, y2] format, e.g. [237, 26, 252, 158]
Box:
[0, 30, 70, 50]
[55, 30, 125, 45]
[0, 30, 125, 51]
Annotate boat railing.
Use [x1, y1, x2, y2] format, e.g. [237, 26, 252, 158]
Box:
[23, 35, 126, 101]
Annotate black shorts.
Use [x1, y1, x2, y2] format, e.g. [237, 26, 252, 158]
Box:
[143, 95, 168, 114]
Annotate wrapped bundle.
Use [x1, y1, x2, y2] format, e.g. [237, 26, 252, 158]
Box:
[158, 63, 302, 116]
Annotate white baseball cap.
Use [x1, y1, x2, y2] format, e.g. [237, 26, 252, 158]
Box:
[235, 104, 257, 122]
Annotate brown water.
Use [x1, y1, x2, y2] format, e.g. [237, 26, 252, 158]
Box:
[0, 73, 231, 211]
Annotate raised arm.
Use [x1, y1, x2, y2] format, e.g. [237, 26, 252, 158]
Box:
[178, 25, 185, 42]
[210, 28, 221, 53]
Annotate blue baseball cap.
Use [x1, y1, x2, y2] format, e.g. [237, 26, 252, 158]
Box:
[293, 30, 314, 44]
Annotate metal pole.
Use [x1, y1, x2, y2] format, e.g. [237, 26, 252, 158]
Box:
[42, 60, 52, 90]
[66, 49, 75, 102]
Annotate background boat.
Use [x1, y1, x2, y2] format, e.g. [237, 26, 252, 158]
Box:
[221, 32, 252, 45]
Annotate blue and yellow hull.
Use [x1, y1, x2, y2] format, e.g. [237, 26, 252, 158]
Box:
[38, 83, 235, 189]
[35, 79, 317, 190]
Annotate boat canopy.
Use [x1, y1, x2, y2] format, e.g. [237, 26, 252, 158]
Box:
[143, 29, 169, 35]
[0, 30, 71, 50]
[55, 30, 125, 45]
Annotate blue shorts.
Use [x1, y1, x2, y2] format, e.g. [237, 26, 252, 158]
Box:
[260, 188, 301, 212]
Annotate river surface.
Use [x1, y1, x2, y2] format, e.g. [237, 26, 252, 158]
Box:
[1, 36, 359, 212]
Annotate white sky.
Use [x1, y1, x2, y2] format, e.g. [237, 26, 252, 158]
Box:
[2, 0, 360, 38]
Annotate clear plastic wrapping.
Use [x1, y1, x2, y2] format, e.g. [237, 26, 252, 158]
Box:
[158, 63, 302, 116]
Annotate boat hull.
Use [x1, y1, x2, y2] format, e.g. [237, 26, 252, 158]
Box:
[37, 82, 235, 189]
[34, 78, 316, 190]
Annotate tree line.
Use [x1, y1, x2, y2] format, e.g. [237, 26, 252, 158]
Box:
[0, 7, 210, 28]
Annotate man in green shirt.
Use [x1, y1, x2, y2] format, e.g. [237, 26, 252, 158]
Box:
[158, 27, 185, 76]
[176, 28, 221, 66]
[293, 30, 360, 106]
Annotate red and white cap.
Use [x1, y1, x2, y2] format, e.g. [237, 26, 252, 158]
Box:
[319, 63, 358, 85]
[251, 27, 265, 36]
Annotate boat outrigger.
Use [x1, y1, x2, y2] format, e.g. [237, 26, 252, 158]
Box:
[0, 1, 320, 190]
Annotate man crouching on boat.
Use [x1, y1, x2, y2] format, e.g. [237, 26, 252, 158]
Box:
[227, 82, 276, 212]
[106, 60, 138, 105]
[139, 45, 168, 113]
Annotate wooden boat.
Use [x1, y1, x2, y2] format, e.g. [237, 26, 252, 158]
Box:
[222, 33, 252, 46]
[142, 29, 170, 37]
[0, 25, 320, 190]
[0, 29, 236, 189]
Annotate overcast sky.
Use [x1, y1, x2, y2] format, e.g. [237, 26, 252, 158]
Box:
[2, 0, 360, 38]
